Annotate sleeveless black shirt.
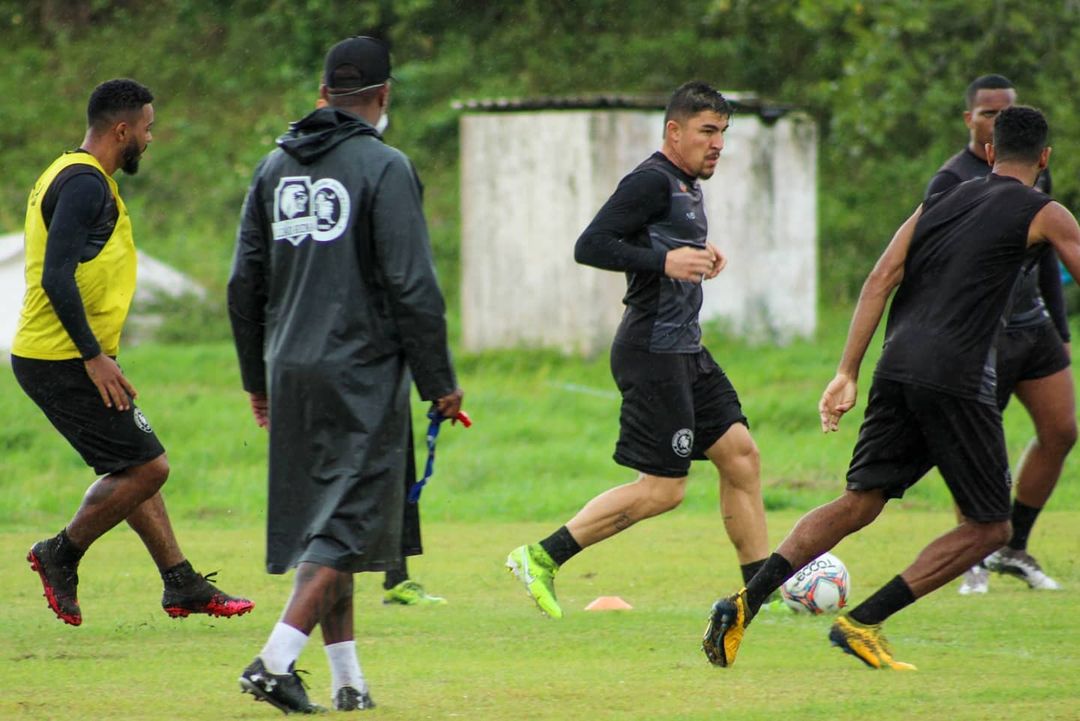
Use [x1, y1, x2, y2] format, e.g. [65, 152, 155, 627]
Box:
[926, 148, 1063, 336]
[876, 174, 1053, 403]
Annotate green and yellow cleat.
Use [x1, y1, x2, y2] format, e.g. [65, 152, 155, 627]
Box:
[383, 579, 447, 606]
[828, 615, 917, 671]
[703, 588, 752, 667]
[505, 544, 563, 619]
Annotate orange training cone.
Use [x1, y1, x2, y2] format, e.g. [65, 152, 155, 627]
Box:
[585, 596, 633, 611]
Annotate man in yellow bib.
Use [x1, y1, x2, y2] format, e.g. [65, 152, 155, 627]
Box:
[13, 78, 253, 626]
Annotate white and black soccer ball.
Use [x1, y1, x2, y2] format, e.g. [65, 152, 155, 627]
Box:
[780, 552, 849, 615]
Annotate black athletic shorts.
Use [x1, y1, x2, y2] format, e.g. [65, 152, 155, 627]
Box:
[609, 342, 748, 478]
[994, 321, 1070, 409]
[846, 377, 1011, 522]
[11, 355, 166, 475]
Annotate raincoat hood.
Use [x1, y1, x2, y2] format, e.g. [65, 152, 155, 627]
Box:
[276, 106, 380, 164]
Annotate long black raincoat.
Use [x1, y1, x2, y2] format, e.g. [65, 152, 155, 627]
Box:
[228, 107, 456, 574]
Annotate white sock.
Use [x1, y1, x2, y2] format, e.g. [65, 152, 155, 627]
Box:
[260, 623, 310, 674]
[325, 640, 366, 694]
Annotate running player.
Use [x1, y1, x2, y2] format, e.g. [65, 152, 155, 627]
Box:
[704, 106, 1080, 670]
[927, 74, 1071, 594]
[506, 81, 771, 619]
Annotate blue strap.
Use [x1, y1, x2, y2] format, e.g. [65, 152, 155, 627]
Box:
[408, 409, 446, 504]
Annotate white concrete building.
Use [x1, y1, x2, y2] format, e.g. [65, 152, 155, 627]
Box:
[457, 95, 817, 355]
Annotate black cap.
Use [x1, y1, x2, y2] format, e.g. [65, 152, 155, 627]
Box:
[323, 36, 391, 90]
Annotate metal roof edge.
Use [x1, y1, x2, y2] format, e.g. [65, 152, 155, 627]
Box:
[450, 93, 798, 122]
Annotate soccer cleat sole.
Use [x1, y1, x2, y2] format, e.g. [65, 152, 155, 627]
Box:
[27, 550, 81, 626]
[165, 598, 254, 619]
[240, 676, 294, 715]
[702, 607, 736, 666]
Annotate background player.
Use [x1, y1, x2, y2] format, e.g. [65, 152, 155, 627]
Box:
[927, 74, 1072, 594]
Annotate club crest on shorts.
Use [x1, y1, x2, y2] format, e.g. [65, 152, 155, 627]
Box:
[133, 408, 153, 434]
[671, 428, 693, 457]
[272, 176, 350, 245]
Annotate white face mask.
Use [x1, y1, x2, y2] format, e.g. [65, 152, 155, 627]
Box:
[375, 112, 389, 135]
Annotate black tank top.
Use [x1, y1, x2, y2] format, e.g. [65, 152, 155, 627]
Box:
[615, 153, 708, 353]
[926, 148, 1054, 329]
[876, 174, 1052, 403]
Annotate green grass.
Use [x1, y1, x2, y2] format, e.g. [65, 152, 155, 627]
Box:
[3, 305, 1080, 529]
[3, 309, 1080, 719]
[2, 511, 1078, 720]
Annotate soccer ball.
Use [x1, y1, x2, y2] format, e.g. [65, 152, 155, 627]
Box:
[780, 552, 849, 615]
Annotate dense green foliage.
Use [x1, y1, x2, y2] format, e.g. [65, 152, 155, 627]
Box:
[4, 0, 1080, 318]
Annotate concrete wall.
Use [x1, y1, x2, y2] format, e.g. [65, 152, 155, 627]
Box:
[460, 109, 817, 355]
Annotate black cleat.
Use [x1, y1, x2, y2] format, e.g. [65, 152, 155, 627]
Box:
[333, 686, 376, 711]
[239, 657, 326, 714]
[27, 538, 81, 626]
[163, 570, 254, 618]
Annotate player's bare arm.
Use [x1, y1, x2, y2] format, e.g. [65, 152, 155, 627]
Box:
[1030, 201, 1080, 282]
[819, 206, 922, 432]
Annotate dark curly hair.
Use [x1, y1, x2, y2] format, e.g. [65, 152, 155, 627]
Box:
[87, 78, 153, 130]
[993, 106, 1048, 163]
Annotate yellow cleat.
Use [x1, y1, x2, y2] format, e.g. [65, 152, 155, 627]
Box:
[828, 615, 917, 671]
[702, 588, 750, 667]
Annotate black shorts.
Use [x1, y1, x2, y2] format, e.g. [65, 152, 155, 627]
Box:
[994, 321, 1070, 409]
[11, 355, 166, 475]
[846, 377, 1011, 522]
[609, 343, 748, 478]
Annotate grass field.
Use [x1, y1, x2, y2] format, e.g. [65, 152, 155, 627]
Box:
[3, 312, 1080, 719]
[4, 309, 1080, 528]
[3, 512, 1079, 720]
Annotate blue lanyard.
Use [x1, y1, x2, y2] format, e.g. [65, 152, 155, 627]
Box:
[408, 408, 470, 503]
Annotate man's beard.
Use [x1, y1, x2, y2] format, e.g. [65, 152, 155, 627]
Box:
[120, 138, 143, 175]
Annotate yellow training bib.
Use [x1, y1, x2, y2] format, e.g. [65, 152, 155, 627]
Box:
[13, 152, 136, 360]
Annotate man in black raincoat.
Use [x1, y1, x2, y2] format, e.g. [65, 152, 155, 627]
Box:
[228, 36, 463, 714]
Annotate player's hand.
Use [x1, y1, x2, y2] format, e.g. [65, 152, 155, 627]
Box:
[705, 243, 727, 279]
[248, 392, 269, 429]
[83, 354, 136, 411]
[664, 246, 716, 282]
[435, 388, 464, 420]
[819, 373, 857, 433]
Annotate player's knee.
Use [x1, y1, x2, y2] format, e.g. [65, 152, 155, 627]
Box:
[1044, 418, 1078, 454]
[641, 475, 686, 513]
[135, 454, 170, 491]
[713, 437, 760, 485]
[658, 481, 686, 511]
[974, 519, 1011, 552]
[841, 489, 885, 529]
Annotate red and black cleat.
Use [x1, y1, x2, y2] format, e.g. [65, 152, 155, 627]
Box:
[27, 540, 82, 626]
[162, 571, 254, 619]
